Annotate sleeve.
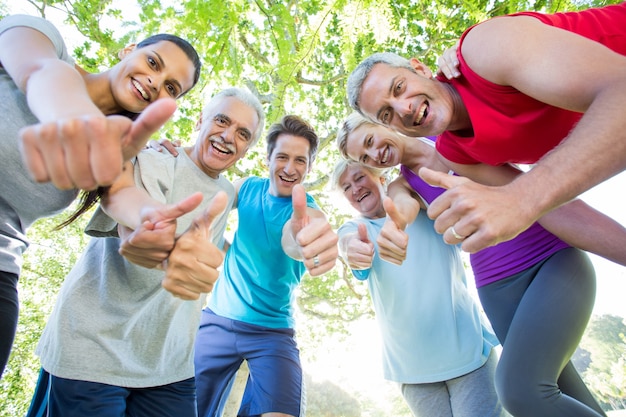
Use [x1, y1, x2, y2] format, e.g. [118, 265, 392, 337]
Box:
[0, 15, 74, 64]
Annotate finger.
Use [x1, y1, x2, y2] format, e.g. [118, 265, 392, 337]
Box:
[122, 98, 178, 161]
[63, 118, 102, 190]
[158, 139, 179, 156]
[291, 184, 308, 224]
[382, 197, 407, 231]
[357, 223, 370, 243]
[188, 191, 228, 240]
[18, 126, 51, 183]
[158, 192, 204, 223]
[418, 167, 468, 190]
[290, 184, 309, 239]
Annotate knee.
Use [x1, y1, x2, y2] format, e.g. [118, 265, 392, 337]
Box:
[496, 368, 558, 416]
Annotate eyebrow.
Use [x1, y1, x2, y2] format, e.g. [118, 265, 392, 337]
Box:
[153, 50, 183, 93]
[375, 75, 398, 122]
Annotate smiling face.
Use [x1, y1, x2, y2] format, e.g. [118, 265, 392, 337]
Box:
[189, 96, 260, 178]
[358, 61, 454, 138]
[339, 164, 386, 219]
[267, 134, 311, 197]
[345, 122, 407, 168]
[111, 40, 196, 113]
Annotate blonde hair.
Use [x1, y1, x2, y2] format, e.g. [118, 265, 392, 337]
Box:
[331, 158, 388, 192]
[335, 112, 379, 160]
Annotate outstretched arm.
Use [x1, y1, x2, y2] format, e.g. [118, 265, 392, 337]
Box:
[0, 24, 176, 190]
[430, 14, 626, 251]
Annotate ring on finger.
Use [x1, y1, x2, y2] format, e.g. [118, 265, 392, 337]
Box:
[450, 226, 465, 240]
[313, 254, 320, 268]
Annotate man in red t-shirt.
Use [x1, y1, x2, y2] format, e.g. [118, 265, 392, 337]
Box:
[347, 3, 626, 254]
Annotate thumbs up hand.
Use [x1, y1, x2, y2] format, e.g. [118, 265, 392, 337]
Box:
[162, 191, 229, 300]
[377, 197, 410, 265]
[283, 184, 338, 276]
[342, 223, 375, 270]
[118, 192, 204, 268]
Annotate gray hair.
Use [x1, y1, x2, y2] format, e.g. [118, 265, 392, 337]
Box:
[202, 87, 266, 147]
[336, 112, 377, 160]
[347, 52, 413, 114]
[331, 158, 388, 192]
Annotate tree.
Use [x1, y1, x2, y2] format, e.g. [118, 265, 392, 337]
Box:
[1, 0, 623, 415]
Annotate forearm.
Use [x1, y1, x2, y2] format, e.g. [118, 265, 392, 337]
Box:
[102, 186, 164, 229]
[538, 199, 626, 266]
[26, 60, 102, 121]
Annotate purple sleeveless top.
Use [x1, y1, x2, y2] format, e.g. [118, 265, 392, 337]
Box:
[400, 165, 570, 288]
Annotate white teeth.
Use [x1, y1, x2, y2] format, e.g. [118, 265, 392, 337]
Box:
[357, 191, 370, 202]
[280, 175, 296, 183]
[415, 103, 427, 125]
[212, 142, 232, 154]
[381, 147, 389, 164]
[132, 80, 149, 100]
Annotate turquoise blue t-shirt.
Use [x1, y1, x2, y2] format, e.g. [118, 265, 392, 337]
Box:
[339, 213, 498, 383]
[208, 177, 318, 329]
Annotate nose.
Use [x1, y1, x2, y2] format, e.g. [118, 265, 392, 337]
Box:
[220, 125, 236, 143]
[366, 149, 378, 163]
[148, 76, 166, 98]
[283, 160, 296, 175]
[392, 98, 412, 119]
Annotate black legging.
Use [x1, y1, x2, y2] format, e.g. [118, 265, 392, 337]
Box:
[478, 248, 606, 417]
[0, 270, 19, 378]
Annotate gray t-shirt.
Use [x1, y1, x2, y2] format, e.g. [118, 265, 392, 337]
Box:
[0, 15, 78, 273]
[37, 148, 235, 387]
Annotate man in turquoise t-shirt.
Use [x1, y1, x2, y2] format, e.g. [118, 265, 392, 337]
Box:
[194, 115, 338, 417]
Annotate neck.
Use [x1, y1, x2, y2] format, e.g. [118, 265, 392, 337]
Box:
[442, 82, 471, 132]
[82, 70, 123, 115]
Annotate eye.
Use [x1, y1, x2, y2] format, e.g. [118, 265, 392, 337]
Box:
[165, 83, 177, 97]
[380, 109, 391, 125]
[343, 184, 351, 193]
[356, 175, 364, 182]
[361, 154, 369, 164]
[394, 80, 403, 95]
[214, 116, 228, 126]
[147, 56, 158, 68]
[366, 135, 373, 147]
[238, 130, 251, 142]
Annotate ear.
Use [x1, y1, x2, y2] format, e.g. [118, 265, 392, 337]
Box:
[409, 58, 433, 78]
[194, 115, 203, 131]
[118, 43, 137, 60]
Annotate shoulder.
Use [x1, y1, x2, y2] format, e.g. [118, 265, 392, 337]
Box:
[0, 15, 72, 63]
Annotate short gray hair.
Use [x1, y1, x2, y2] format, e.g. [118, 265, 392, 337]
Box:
[202, 87, 266, 147]
[331, 158, 387, 192]
[336, 112, 376, 160]
[347, 52, 413, 114]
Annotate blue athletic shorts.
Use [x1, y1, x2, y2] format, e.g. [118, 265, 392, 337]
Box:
[195, 309, 304, 417]
[47, 373, 197, 417]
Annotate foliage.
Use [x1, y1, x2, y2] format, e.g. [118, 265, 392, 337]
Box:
[579, 315, 626, 411]
[1, 0, 624, 415]
[0, 207, 91, 416]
